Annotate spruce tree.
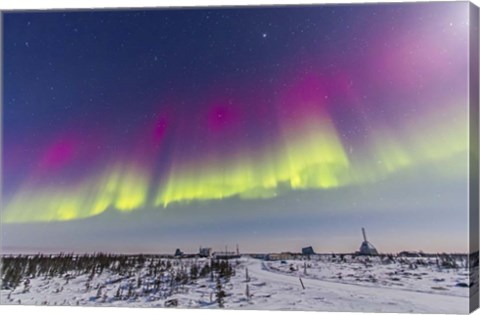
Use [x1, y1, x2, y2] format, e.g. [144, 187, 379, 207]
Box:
[215, 277, 226, 308]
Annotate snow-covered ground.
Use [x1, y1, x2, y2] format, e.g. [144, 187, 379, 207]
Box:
[265, 255, 471, 297]
[1, 255, 472, 313]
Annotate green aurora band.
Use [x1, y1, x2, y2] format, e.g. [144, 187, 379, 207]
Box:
[3, 99, 468, 223]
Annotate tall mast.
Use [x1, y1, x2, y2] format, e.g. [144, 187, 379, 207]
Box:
[362, 227, 367, 242]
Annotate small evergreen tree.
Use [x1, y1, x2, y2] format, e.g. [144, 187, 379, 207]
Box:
[190, 263, 198, 280]
[96, 286, 102, 299]
[215, 277, 226, 308]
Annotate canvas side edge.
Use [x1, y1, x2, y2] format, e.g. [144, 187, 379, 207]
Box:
[469, 1, 480, 313]
[0, 9, 4, 306]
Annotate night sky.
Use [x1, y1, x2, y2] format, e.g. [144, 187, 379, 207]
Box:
[2, 2, 472, 253]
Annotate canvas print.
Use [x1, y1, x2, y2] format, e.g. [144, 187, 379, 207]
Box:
[1, 1, 479, 313]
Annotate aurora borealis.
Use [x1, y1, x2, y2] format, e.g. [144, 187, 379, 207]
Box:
[2, 2, 475, 253]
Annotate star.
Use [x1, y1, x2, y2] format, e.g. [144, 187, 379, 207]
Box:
[262, 33, 267, 38]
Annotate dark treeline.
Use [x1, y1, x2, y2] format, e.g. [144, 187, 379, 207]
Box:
[2, 253, 134, 290]
[1, 253, 237, 307]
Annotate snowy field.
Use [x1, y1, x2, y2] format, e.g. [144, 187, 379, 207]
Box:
[1, 254, 475, 313]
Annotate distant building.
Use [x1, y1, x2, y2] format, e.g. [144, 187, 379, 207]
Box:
[266, 252, 296, 261]
[174, 248, 183, 257]
[358, 228, 378, 256]
[212, 251, 240, 260]
[248, 253, 268, 260]
[199, 247, 212, 258]
[302, 246, 315, 255]
[398, 251, 423, 257]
